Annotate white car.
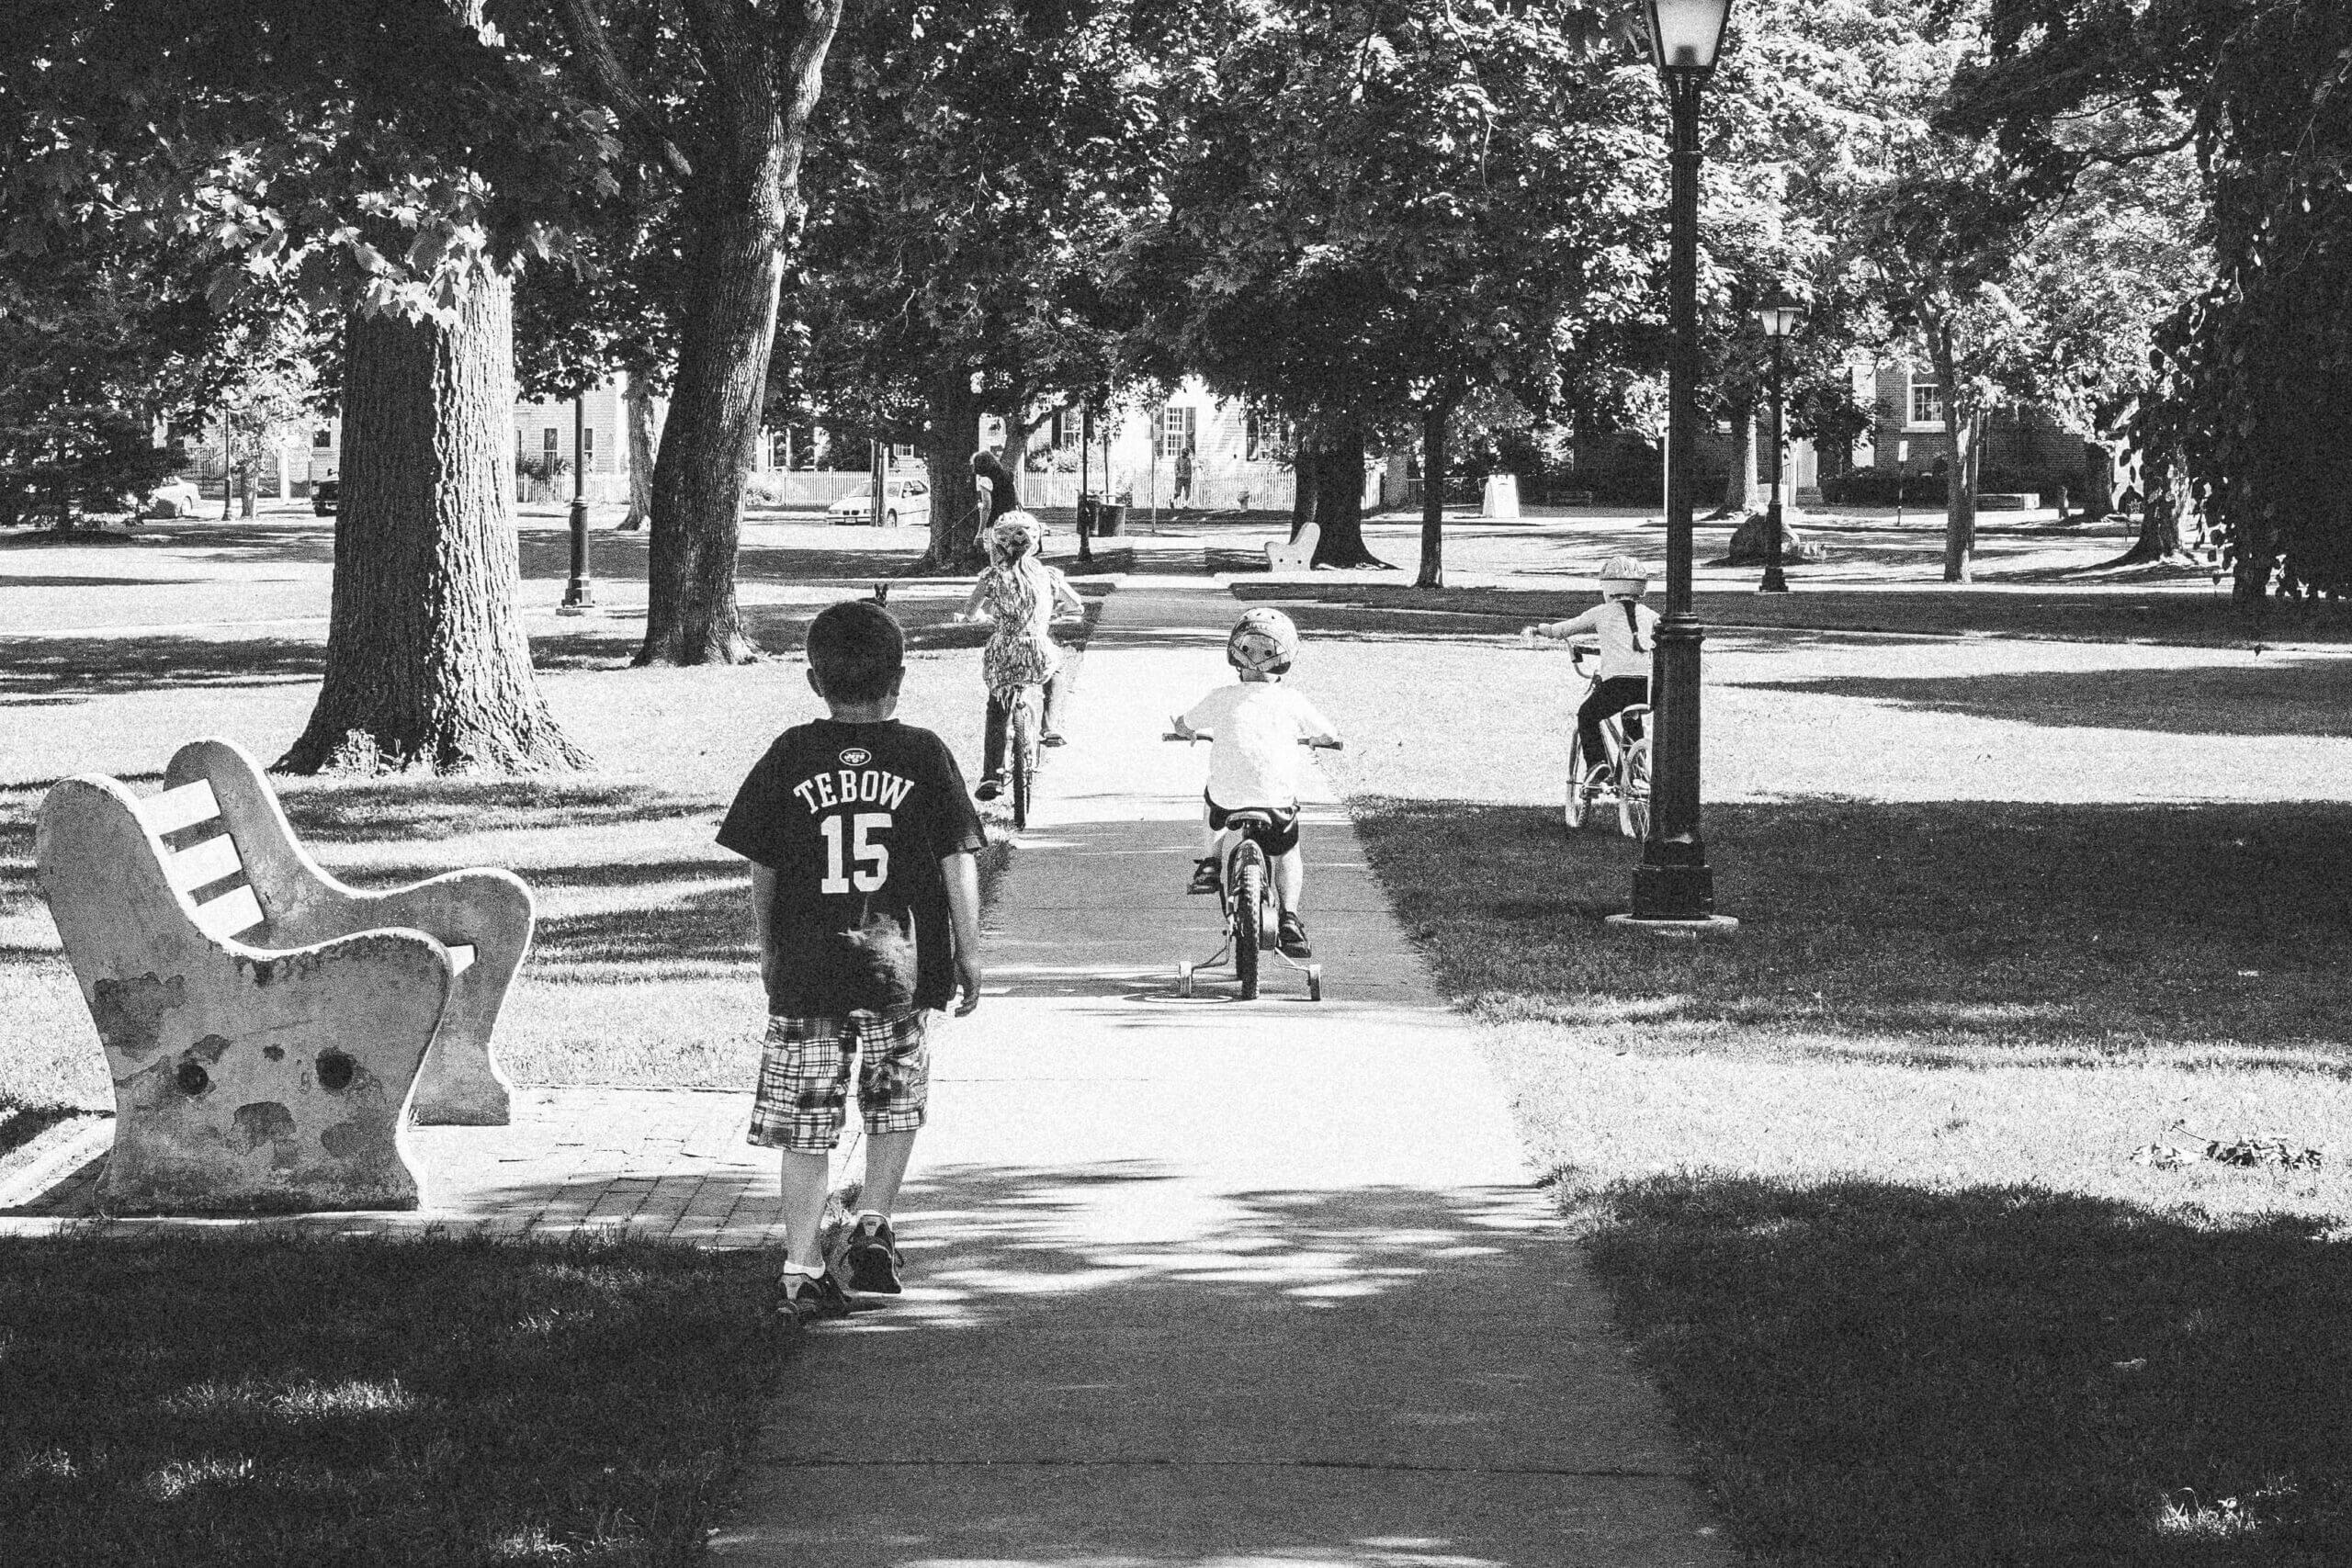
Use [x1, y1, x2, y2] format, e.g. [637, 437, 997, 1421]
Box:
[140, 479, 205, 519]
[826, 477, 930, 528]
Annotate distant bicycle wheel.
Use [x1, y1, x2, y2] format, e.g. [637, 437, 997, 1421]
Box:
[1565, 731, 1591, 829]
[1618, 739, 1652, 840]
[1232, 849, 1264, 1000]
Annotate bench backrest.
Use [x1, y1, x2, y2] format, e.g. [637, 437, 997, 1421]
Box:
[141, 776, 267, 944]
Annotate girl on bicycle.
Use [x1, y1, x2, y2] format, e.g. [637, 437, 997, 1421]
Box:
[956, 511, 1085, 801]
[1523, 555, 1658, 788]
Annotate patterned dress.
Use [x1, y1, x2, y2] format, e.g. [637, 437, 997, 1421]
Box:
[977, 560, 1064, 698]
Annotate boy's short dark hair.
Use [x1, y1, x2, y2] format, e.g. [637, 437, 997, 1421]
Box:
[807, 601, 904, 703]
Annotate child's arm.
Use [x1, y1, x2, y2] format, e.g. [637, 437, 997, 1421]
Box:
[954, 579, 989, 623]
[1050, 573, 1086, 620]
[1525, 606, 1601, 641]
[1295, 694, 1344, 749]
[750, 863, 781, 999]
[941, 851, 982, 1015]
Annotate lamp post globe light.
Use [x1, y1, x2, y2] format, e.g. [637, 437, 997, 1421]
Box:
[1756, 286, 1806, 594]
[1618, 0, 1736, 931]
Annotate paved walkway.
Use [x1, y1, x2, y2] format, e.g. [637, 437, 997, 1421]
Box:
[0, 571, 1732, 1564]
[710, 578, 1731, 1567]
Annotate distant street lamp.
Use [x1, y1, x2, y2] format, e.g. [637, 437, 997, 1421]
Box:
[559, 391, 596, 615]
[1756, 286, 1806, 594]
[1626, 0, 1735, 927]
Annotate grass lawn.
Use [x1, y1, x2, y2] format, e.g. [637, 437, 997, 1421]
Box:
[0, 1231, 795, 1565]
[0, 515, 1090, 1126]
[1276, 581, 2352, 1565]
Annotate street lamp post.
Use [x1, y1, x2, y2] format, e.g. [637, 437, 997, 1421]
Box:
[1626, 0, 1735, 928]
[1756, 287, 1805, 593]
[560, 391, 597, 615]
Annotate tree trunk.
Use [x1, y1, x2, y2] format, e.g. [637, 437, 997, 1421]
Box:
[999, 414, 1030, 488]
[1415, 401, 1446, 589]
[1309, 418, 1389, 568]
[919, 368, 984, 570]
[240, 458, 256, 518]
[1941, 406, 1982, 583]
[1290, 447, 1317, 542]
[626, 0, 843, 663]
[1711, 399, 1758, 519]
[619, 369, 656, 531]
[280, 274, 588, 774]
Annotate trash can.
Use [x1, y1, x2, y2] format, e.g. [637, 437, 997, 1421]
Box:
[1096, 502, 1126, 536]
[1076, 493, 1100, 536]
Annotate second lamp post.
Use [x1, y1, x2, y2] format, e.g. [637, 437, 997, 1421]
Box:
[1756, 287, 1805, 594]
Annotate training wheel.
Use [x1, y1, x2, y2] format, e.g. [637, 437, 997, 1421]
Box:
[1306, 964, 1322, 1002]
[1175, 962, 1194, 998]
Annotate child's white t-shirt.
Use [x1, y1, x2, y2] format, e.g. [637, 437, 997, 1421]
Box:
[1540, 599, 1660, 682]
[1181, 682, 1340, 808]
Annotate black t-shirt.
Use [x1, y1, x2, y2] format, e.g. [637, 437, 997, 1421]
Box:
[717, 719, 987, 1015]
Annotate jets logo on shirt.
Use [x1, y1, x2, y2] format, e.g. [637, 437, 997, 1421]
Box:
[839, 747, 872, 767]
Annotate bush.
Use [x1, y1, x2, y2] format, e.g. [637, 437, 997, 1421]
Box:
[0, 406, 184, 529]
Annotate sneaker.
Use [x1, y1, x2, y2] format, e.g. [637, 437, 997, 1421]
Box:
[1041, 731, 1067, 748]
[776, 1267, 851, 1327]
[1278, 913, 1313, 959]
[975, 777, 1002, 802]
[831, 1212, 904, 1295]
[1187, 858, 1221, 896]
[1583, 762, 1615, 793]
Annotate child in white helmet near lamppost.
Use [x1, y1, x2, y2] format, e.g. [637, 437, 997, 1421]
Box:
[1522, 556, 1660, 790]
[1169, 607, 1343, 959]
[956, 511, 1085, 800]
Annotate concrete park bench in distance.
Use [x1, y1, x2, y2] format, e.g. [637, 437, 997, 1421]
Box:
[33, 738, 533, 1213]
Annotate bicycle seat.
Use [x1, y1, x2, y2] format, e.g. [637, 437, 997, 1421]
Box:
[1618, 705, 1653, 719]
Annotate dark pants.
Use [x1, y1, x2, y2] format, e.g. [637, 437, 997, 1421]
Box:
[1577, 677, 1648, 768]
[983, 665, 1075, 778]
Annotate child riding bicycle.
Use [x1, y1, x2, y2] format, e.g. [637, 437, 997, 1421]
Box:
[1168, 606, 1342, 959]
[1522, 556, 1659, 789]
[956, 511, 1086, 801]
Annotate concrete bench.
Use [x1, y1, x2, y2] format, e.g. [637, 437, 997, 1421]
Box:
[1266, 521, 1320, 571]
[34, 738, 533, 1213]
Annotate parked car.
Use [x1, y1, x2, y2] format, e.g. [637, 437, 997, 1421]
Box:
[140, 479, 205, 519]
[826, 477, 929, 528]
[312, 479, 339, 516]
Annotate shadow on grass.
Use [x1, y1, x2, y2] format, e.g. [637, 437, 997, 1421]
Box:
[1576, 1172, 2352, 1566]
[0, 1231, 792, 1566]
[0, 635, 322, 704]
[277, 779, 722, 844]
[1351, 795, 2352, 1058]
[1745, 657, 2352, 738]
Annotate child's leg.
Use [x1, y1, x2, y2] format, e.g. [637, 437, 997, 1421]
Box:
[777, 1150, 832, 1270]
[1274, 844, 1305, 914]
[749, 1015, 855, 1272]
[859, 1131, 918, 1215]
[982, 691, 1009, 779]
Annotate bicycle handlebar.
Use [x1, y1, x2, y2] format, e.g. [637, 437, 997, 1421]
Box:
[1163, 729, 1343, 750]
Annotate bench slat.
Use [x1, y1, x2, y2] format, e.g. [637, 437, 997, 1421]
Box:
[145, 779, 221, 836]
[169, 832, 243, 894]
[191, 884, 266, 942]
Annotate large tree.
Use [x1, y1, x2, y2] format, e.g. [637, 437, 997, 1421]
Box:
[1128, 0, 1645, 573]
[6, 0, 606, 771]
[791, 0, 1154, 571]
[526, 0, 846, 659]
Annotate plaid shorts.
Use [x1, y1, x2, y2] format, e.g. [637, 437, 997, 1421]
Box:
[748, 1008, 931, 1154]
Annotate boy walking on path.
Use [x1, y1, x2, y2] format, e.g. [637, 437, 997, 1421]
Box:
[717, 602, 986, 1326]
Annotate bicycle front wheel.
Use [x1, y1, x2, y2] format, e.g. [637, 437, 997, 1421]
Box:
[1232, 850, 1264, 1000]
[1009, 686, 1038, 829]
[1565, 731, 1591, 829]
[1618, 739, 1652, 840]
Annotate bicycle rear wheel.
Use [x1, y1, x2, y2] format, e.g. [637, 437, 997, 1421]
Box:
[1232, 849, 1264, 1000]
[1618, 739, 1652, 840]
[1565, 731, 1591, 829]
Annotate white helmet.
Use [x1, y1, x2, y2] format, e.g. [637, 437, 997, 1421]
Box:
[986, 510, 1043, 567]
[1227, 606, 1300, 675]
[1599, 555, 1649, 598]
